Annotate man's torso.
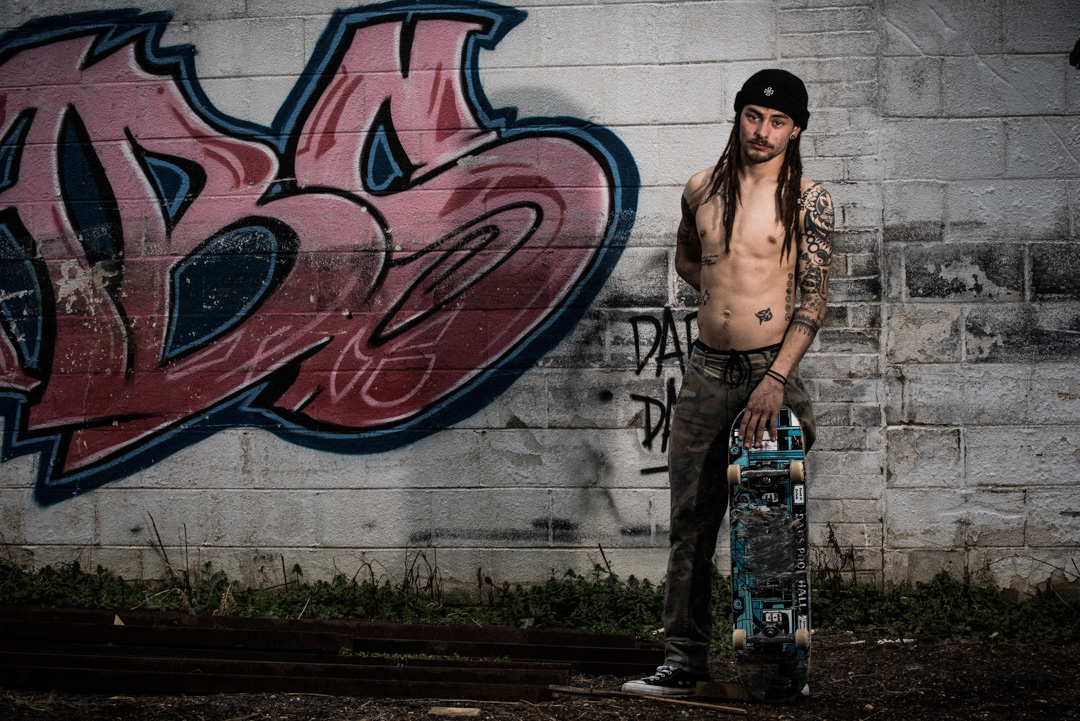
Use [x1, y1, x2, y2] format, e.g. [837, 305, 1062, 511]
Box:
[686, 169, 811, 352]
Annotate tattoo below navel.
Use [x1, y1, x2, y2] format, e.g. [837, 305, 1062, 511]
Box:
[756, 308, 772, 324]
[701, 254, 719, 267]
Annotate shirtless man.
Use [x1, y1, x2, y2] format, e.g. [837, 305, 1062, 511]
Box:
[624, 69, 834, 697]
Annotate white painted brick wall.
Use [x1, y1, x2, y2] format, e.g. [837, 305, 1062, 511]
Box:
[0, 0, 1077, 597]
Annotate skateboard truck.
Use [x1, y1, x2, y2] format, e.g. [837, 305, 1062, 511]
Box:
[728, 462, 805, 488]
[733, 628, 811, 653]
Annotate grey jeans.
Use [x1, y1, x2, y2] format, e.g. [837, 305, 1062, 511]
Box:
[663, 340, 816, 673]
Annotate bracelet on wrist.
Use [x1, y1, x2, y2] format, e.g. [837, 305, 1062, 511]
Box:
[764, 369, 787, 386]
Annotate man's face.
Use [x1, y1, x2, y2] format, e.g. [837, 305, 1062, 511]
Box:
[739, 104, 800, 164]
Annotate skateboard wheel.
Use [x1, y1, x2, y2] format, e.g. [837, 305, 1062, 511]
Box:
[795, 628, 810, 651]
[733, 629, 747, 651]
[789, 460, 804, 484]
[727, 464, 742, 487]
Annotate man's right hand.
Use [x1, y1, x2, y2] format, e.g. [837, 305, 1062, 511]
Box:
[740, 375, 784, 448]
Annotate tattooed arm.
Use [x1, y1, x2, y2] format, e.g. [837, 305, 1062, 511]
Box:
[675, 191, 703, 293]
[787, 183, 834, 347]
[740, 182, 835, 447]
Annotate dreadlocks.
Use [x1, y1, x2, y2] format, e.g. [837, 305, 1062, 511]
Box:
[703, 116, 805, 263]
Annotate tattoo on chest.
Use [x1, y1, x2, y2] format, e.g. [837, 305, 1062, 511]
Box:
[701, 254, 718, 266]
[756, 308, 772, 324]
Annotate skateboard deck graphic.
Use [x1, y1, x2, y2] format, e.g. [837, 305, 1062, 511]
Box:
[727, 406, 810, 702]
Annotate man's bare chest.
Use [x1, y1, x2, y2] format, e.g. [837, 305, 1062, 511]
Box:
[695, 195, 790, 262]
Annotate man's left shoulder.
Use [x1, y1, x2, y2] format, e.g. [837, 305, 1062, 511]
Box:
[798, 177, 831, 203]
[797, 178, 833, 219]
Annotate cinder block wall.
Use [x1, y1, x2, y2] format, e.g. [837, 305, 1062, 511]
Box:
[0, 0, 1077, 595]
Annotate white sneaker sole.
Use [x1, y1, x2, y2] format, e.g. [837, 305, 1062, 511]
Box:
[620, 681, 698, 697]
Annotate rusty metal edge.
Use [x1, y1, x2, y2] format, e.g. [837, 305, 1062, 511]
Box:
[2, 639, 573, 671]
[0, 666, 554, 703]
[0, 650, 572, 686]
[0, 605, 659, 650]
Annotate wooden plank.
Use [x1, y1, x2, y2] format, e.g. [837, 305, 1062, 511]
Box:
[351, 637, 662, 674]
[428, 708, 481, 717]
[637, 695, 748, 716]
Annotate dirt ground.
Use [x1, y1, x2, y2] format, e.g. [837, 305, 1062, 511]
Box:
[2, 632, 1078, 721]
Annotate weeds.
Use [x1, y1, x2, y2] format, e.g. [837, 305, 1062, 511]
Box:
[812, 522, 858, 595]
[485, 566, 665, 637]
[0, 562, 145, 609]
[0, 558, 666, 638]
[814, 571, 1080, 643]
[2, 560, 1077, 646]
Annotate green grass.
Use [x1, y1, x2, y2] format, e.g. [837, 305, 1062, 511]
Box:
[484, 566, 666, 637]
[0, 560, 666, 632]
[814, 571, 1080, 642]
[2, 561, 1077, 647]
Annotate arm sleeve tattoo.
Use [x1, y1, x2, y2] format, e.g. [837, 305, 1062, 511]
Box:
[677, 195, 701, 249]
[791, 184, 834, 339]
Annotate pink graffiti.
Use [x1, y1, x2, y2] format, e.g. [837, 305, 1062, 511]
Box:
[0, 11, 615, 475]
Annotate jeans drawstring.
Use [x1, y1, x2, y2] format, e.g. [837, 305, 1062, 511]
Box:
[692, 340, 782, 389]
[720, 350, 753, 388]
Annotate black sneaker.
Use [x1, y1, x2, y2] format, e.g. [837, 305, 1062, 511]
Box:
[621, 665, 710, 697]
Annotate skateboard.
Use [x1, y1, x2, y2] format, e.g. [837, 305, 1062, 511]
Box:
[727, 406, 810, 702]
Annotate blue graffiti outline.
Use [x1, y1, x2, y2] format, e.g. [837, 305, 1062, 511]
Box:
[162, 218, 298, 362]
[0, 111, 35, 194]
[0, 212, 45, 371]
[0, 0, 639, 506]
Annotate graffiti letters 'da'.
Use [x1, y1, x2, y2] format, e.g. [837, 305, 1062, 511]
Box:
[0, 1, 638, 504]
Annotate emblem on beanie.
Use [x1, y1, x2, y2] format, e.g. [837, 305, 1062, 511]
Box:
[734, 69, 810, 128]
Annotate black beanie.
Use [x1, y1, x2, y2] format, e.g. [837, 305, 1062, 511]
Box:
[734, 69, 810, 129]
